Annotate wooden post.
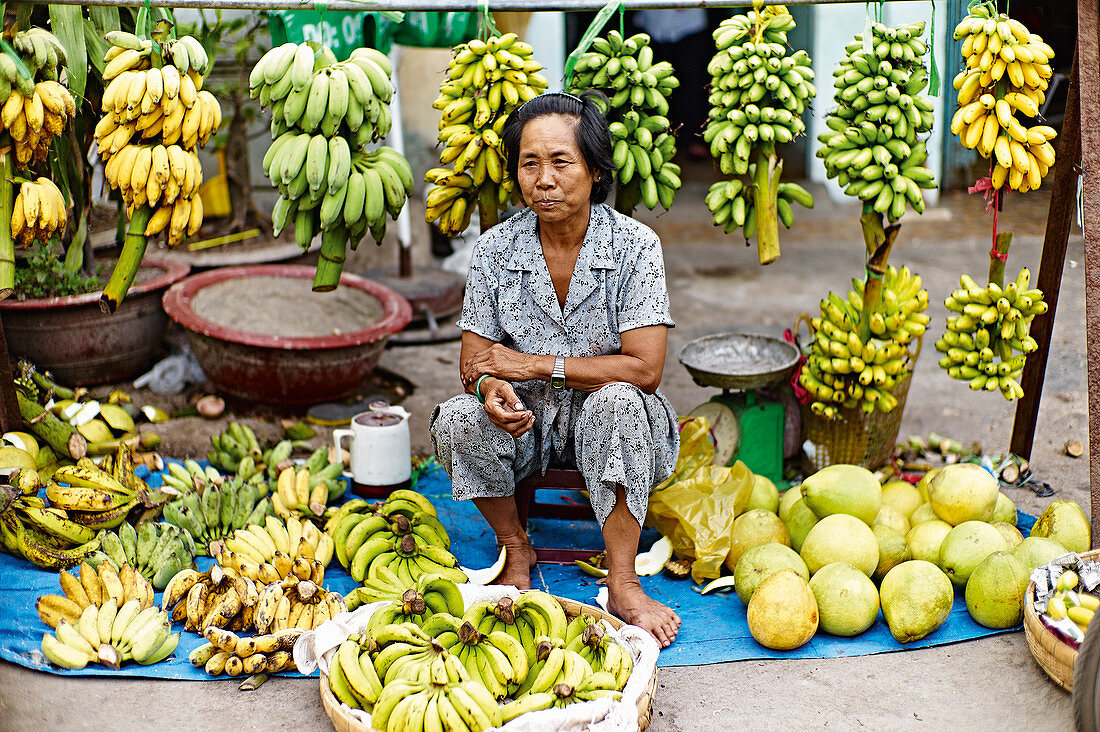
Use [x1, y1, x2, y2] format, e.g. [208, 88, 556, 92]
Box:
[0, 314, 18, 432]
[1009, 52, 1080, 459]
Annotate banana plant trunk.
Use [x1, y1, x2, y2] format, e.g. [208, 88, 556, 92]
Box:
[753, 148, 781, 265]
[0, 148, 14, 300]
[314, 225, 347, 292]
[100, 206, 153, 314]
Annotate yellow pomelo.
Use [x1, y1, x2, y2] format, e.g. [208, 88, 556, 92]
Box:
[915, 468, 940, 503]
[744, 474, 780, 514]
[906, 519, 953, 564]
[1030, 500, 1091, 553]
[965, 551, 1029, 629]
[778, 486, 804, 522]
[909, 503, 938, 525]
[938, 521, 1008, 588]
[872, 524, 911, 584]
[746, 569, 818, 650]
[725, 508, 790, 573]
[992, 492, 1017, 526]
[800, 514, 879, 577]
[733, 542, 809, 605]
[874, 506, 910, 536]
[881, 480, 922, 520]
[809, 561, 880, 636]
[880, 560, 954, 642]
[801, 464, 882, 524]
[782, 497, 819, 553]
[928, 464, 999, 525]
[1011, 536, 1069, 572]
[990, 521, 1023, 551]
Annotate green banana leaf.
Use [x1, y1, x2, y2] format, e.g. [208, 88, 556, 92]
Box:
[48, 4, 86, 101]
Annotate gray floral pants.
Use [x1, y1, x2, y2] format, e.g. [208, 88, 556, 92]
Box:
[429, 382, 678, 527]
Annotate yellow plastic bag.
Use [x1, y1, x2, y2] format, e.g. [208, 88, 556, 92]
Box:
[646, 417, 755, 584]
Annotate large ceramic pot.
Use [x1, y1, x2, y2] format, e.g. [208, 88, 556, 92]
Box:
[162, 265, 412, 405]
[0, 258, 190, 385]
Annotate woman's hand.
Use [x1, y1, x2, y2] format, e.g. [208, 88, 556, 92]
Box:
[482, 378, 535, 437]
[461, 343, 537, 387]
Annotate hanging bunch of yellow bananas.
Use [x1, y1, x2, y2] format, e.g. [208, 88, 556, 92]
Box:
[426, 33, 548, 236]
[94, 31, 219, 247]
[950, 3, 1057, 191]
[11, 177, 67, 247]
[0, 29, 76, 168]
[799, 266, 928, 419]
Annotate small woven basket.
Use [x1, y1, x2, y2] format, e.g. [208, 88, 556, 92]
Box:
[795, 313, 920, 472]
[320, 595, 658, 731]
[1022, 550, 1100, 692]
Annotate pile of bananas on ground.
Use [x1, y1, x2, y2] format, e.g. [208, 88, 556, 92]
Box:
[161, 470, 273, 555]
[95, 30, 219, 246]
[251, 42, 414, 290]
[37, 560, 153, 628]
[328, 491, 464, 585]
[40, 596, 177, 670]
[0, 28, 75, 167]
[272, 458, 345, 520]
[799, 266, 929, 419]
[94, 520, 197, 590]
[205, 421, 262, 475]
[950, 3, 1057, 191]
[934, 269, 1046, 400]
[816, 21, 936, 222]
[327, 590, 633, 729]
[426, 33, 548, 236]
[190, 627, 300, 677]
[704, 6, 815, 263]
[218, 512, 335, 570]
[346, 566, 463, 612]
[568, 30, 682, 211]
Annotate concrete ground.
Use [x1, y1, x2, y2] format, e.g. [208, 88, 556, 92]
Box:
[0, 163, 1088, 729]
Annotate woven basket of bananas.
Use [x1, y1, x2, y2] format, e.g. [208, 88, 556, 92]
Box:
[797, 313, 922, 473]
[318, 595, 658, 732]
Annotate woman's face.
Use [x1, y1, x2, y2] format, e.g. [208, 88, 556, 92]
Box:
[517, 114, 597, 227]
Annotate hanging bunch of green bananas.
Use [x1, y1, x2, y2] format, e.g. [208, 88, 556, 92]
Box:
[568, 29, 681, 212]
[816, 21, 936, 223]
[426, 33, 548, 236]
[799, 266, 928, 419]
[0, 29, 76, 168]
[950, 3, 1056, 191]
[934, 269, 1046, 400]
[93, 519, 197, 590]
[251, 42, 415, 290]
[161, 473, 272, 555]
[704, 6, 815, 264]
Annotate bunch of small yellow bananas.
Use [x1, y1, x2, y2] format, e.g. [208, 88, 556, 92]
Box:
[799, 266, 928, 419]
[95, 30, 219, 246]
[934, 269, 1046, 400]
[11, 177, 67, 247]
[0, 29, 76, 167]
[950, 3, 1057, 191]
[426, 33, 548, 236]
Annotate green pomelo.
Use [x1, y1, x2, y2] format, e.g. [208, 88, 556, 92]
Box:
[800, 513, 879, 577]
[990, 521, 1023, 551]
[725, 508, 790, 573]
[873, 524, 911, 584]
[915, 468, 940, 503]
[909, 503, 938, 525]
[1030, 500, 1091, 553]
[782, 497, 820, 553]
[801, 464, 882, 524]
[938, 521, 1008, 588]
[992, 492, 1017, 526]
[881, 480, 922, 520]
[746, 569, 818, 650]
[778, 486, 803, 522]
[733, 542, 809, 606]
[1011, 536, 1069, 572]
[880, 560, 954, 642]
[809, 562, 881, 637]
[964, 551, 1029, 629]
[929, 463, 999, 525]
[745, 474, 780, 514]
[874, 505, 910, 536]
[906, 520, 953, 564]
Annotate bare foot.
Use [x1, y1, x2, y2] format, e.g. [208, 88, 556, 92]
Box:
[606, 573, 681, 648]
[493, 534, 537, 590]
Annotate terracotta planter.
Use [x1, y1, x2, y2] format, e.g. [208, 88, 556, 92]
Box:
[0, 258, 190, 386]
[162, 265, 412, 405]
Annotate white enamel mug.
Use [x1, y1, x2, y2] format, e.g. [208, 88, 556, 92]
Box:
[333, 405, 411, 487]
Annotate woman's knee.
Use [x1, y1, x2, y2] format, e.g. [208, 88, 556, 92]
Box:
[584, 382, 647, 421]
[430, 394, 487, 448]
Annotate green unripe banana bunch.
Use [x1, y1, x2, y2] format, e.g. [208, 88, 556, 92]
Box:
[95, 520, 197, 591]
[816, 21, 936, 223]
[950, 3, 1057, 192]
[799, 266, 927, 419]
[569, 29, 679, 116]
[933, 269, 1046, 400]
[608, 109, 681, 211]
[252, 42, 414, 291]
[427, 33, 547, 237]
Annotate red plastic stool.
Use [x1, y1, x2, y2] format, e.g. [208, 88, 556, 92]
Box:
[513, 468, 601, 564]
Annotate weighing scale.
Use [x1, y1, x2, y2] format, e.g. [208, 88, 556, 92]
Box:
[678, 333, 801, 483]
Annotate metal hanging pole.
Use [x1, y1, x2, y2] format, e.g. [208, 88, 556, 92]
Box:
[11, 0, 909, 9]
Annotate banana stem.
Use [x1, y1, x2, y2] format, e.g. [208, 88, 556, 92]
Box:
[614, 178, 640, 216]
[16, 390, 87, 459]
[989, 231, 1012, 288]
[858, 207, 900, 342]
[477, 184, 500, 231]
[0, 147, 14, 300]
[313, 225, 347, 292]
[100, 206, 153, 314]
[753, 147, 781, 265]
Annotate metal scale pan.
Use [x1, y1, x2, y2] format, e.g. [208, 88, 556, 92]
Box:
[678, 332, 800, 392]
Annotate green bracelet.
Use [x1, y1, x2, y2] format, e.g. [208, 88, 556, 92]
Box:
[474, 374, 491, 404]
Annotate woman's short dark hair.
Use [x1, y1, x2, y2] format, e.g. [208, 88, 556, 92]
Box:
[501, 91, 615, 204]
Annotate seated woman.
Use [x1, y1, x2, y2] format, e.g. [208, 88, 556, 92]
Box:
[430, 92, 681, 647]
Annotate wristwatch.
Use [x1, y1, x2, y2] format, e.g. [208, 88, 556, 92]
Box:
[551, 355, 566, 390]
